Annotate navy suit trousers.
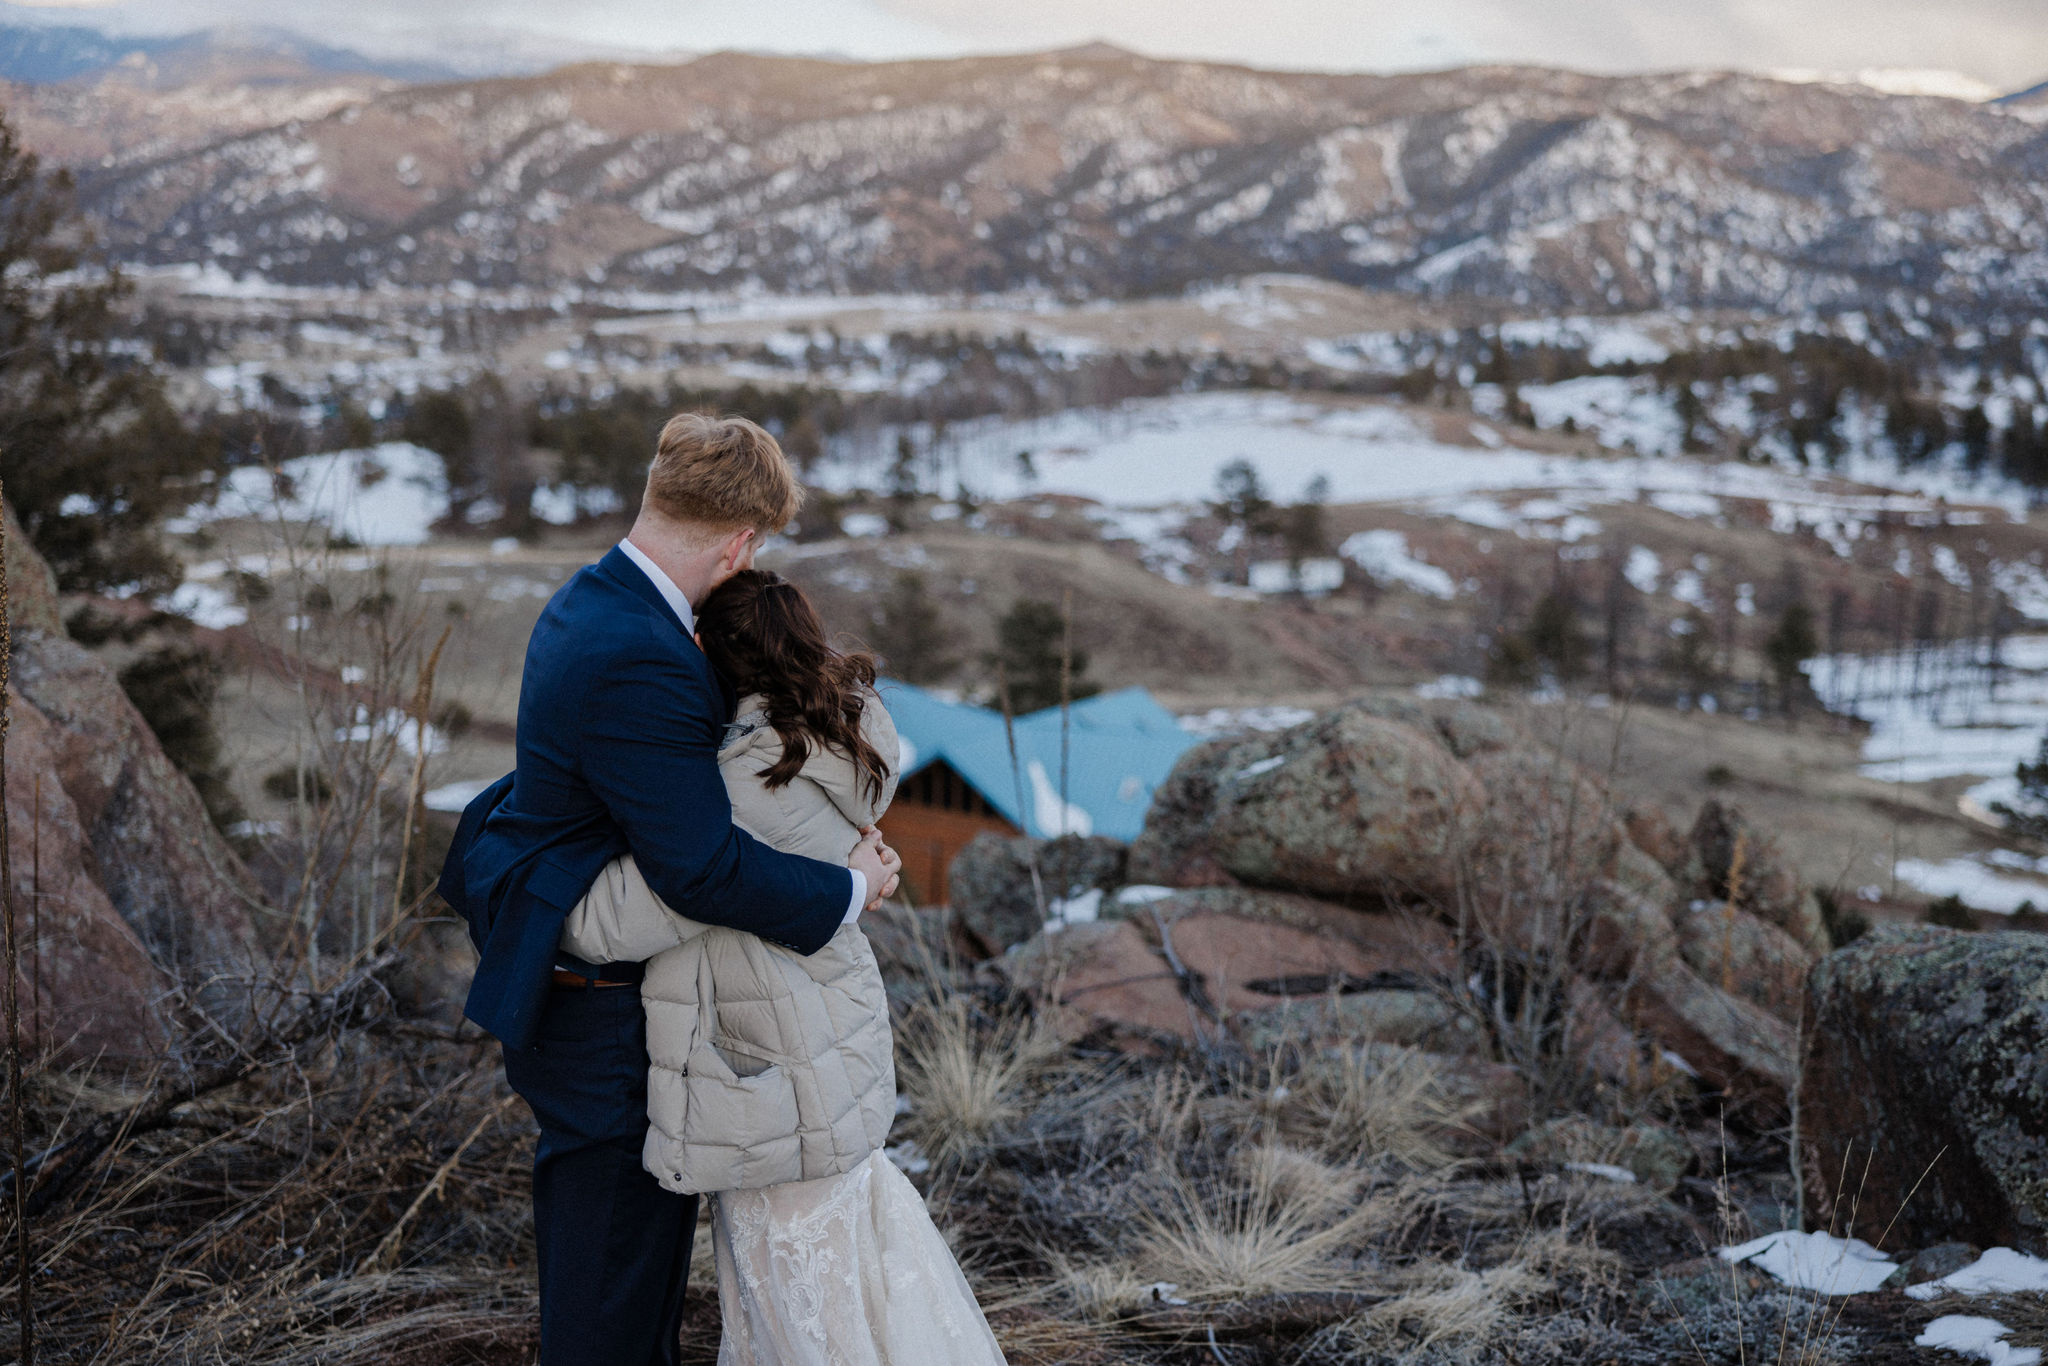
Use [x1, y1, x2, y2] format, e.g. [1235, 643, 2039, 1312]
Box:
[501, 985, 698, 1366]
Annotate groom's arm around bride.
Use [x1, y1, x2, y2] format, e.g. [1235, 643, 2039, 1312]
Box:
[437, 413, 897, 1366]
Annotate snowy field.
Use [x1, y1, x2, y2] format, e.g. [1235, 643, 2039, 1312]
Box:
[1807, 638, 2048, 913]
[817, 391, 2021, 522]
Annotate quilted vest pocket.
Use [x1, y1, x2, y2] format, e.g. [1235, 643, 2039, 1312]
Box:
[680, 1061, 800, 1153]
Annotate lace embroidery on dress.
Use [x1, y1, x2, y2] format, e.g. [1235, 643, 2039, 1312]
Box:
[713, 1151, 1007, 1366]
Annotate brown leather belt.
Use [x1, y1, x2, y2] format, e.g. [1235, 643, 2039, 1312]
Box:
[551, 968, 637, 988]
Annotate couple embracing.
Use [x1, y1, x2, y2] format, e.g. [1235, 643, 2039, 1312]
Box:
[439, 415, 1007, 1365]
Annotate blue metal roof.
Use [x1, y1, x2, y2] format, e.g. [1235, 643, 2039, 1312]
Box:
[876, 680, 1200, 842]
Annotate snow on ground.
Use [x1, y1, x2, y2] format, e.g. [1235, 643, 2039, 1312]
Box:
[1497, 316, 1672, 366]
[1516, 376, 1686, 455]
[819, 394, 2003, 535]
[1809, 637, 2048, 912]
[1908, 1248, 2048, 1300]
[1893, 858, 2048, 915]
[158, 581, 249, 630]
[1339, 530, 1456, 599]
[423, 778, 494, 813]
[1179, 705, 1318, 737]
[1624, 547, 1661, 594]
[1718, 1230, 1898, 1296]
[1915, 1316, 2041, 1366]
[177, 442, 450, 546]
[1806, 638, 2048, 784]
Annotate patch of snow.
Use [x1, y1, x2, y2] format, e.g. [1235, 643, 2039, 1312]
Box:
[423, 779, 494, 814]
[1914, 1316, 2041, 1366]
[840, 513, 889, 538]
[1908, 1248, 2048, 1300]
[1498, 315, 1671, 366]
[1624, 547, 1662, 594]
[1650, 490, 1722, 520]
[1025, 759, 1093, 838]
[1417, 675, 1484, 700]
[186, 443, 449, 546]
[1341, 530, 1457, 599]
[1248, 557, 1346, 596]
[334, 706, 447, 757]
[1234, 755, 1287, 781]
[1994, 562, 2048, 622]
[1044, 887, 1104, 933]
[1806, 638, 2048, 783]
[1178, 705, 1317, 737]
[1894, 858, 2048, 915]
[1115, 885, 1179, 907]
[1718, 1230, 1898, 1296]
[1564, 1162, 1636, 1184]
[885, 1140, 931, 1175]
[1521, 376, 1684, 456]
[158, 582, 248, 630]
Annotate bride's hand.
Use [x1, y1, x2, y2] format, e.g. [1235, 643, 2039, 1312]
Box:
[849, 828, 902, 909]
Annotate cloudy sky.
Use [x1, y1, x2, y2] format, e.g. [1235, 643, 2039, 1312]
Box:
[12, 0, 2048, 91]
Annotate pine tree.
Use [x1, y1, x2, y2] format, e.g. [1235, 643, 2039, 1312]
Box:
[1281, 474, 1331, 579]
[1527, 589, 1589, 681]
[0, 108, 212, 594]
[1995, 732, 2048, 843]
[886, 432, 920, 530]
[1212, 459, 1273, 535]
[1763, 599, 1819, 714]
[869, 571, 956, 684]
[987, 598, 1099, 715]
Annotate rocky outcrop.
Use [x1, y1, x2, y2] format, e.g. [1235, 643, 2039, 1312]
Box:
[4, 501, 264, 1057]
[1800, 926, 2048, 1254]
[1130, 703, 1483, 905]
[1122, 694, 1806, 1105]
[950, 833, 1128, 954]
[1672, 899, 1812, 1024]
[1683, 800, 1829, 956]
[1006, 886, 1457, 1050]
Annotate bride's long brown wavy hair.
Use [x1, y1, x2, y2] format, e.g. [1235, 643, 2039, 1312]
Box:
[696, 568, 889, 801]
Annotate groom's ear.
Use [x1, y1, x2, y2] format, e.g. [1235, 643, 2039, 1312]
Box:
[723, 526, 760, 570]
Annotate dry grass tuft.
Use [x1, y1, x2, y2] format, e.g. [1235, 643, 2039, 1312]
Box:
[1125, 1142, 1402, 1304]
[892, 994, 1061, 1167]
[1283, 1042, 1483, 1171]
[1354, 1256, 1554, 1352]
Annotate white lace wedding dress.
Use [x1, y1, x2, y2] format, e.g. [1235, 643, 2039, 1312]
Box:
[711, 1149, 1009, 1365]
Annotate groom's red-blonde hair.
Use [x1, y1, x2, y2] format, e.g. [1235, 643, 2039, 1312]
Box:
[644, 413, 803, 536]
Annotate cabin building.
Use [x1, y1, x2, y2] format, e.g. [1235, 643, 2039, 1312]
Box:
[875, 681, 1201, 905]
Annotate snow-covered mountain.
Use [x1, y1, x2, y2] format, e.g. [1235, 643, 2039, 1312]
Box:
[20, 46, 2048, 315]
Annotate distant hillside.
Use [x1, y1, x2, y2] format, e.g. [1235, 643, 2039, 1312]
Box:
[0, 22, 454, 88]
[16, 46, 2048, 316]
[2001, 77, 2048, 108]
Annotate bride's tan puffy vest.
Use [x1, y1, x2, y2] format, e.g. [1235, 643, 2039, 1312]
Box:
[559, 693, 900, 1195]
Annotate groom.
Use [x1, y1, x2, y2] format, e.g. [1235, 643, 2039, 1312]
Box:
[438, 413, 900, 1366]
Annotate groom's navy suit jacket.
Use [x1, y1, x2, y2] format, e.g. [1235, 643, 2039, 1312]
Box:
[439, 545, 849, 1050]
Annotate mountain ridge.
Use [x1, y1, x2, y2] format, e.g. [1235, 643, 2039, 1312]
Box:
[10, 46, 2048, 317]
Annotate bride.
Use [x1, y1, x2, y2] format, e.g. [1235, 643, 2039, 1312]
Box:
[559, 568, 1007, 1366]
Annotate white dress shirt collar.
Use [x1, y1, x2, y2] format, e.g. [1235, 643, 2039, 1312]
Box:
[618, 538, 696, 635]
